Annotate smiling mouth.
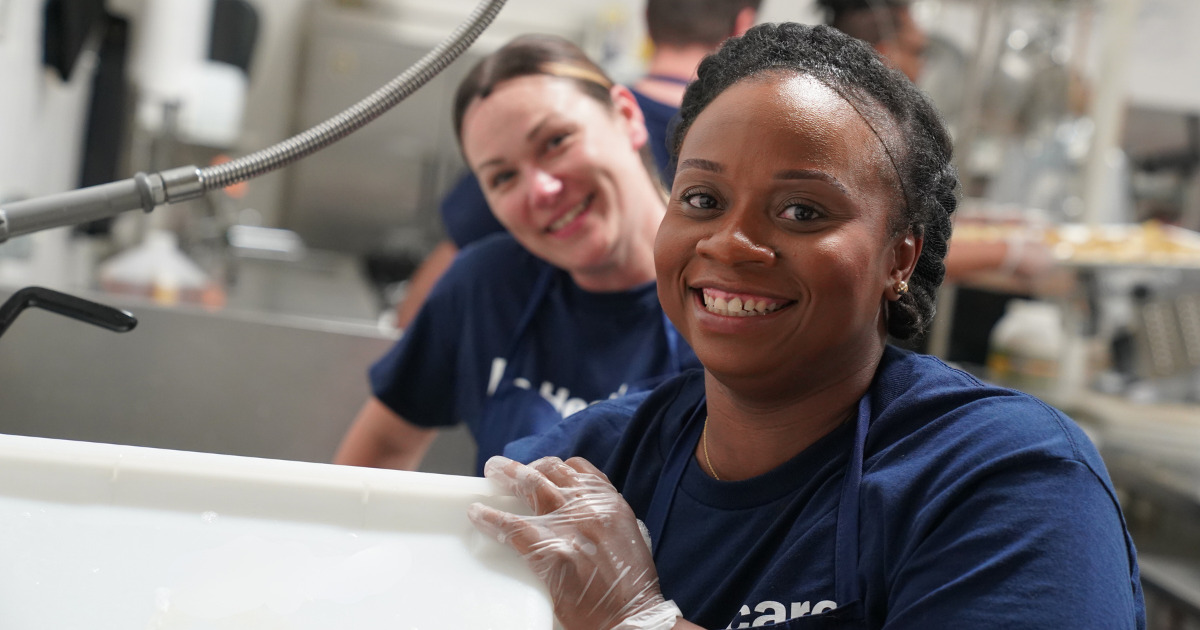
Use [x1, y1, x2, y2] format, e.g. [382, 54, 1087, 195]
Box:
[696, 288, 792, 317]
[546, 195, 593, 234]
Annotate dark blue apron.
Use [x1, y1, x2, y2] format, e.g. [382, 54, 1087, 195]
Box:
[645, 393, 872, 628]
[473, 268, 683, 475]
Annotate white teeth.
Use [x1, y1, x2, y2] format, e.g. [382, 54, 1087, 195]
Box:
[700, 290, 784, 317]
[548, 197, 590, 232]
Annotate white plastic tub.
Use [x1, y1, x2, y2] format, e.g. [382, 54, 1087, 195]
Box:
[0, 434, 552, 629]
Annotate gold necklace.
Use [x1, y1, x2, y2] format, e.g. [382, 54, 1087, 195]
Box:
[702, 416, 721, 481]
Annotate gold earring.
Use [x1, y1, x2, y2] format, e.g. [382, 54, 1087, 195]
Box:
[894, 279, 909, 296]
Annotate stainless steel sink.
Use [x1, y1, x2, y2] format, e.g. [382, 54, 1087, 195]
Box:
[0, 284, 475, 476]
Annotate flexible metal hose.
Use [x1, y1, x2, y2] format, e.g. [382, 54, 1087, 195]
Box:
[198, 0, 508, 190]
[0, 0, 508, 243]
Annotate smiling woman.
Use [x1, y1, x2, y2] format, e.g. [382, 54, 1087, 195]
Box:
[334, 36, 699, 476]
[658, 72, 919, 423]
[472, 23, 1146, 630]
[458, 72, 661, 292]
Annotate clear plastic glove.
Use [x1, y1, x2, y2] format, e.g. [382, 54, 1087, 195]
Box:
[468, 455, 683, 630]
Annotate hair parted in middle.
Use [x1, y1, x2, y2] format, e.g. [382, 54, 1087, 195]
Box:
[452, 34, 660, 184]
[453, 34, 613, 143]
[671, 22, 958, 340]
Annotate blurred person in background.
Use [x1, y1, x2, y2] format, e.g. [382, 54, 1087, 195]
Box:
[817, 0, 1055, 284]
[393, 0, 761, 328]
[819, 0, 1061, 366]
[335, 36, 700, 475]
[819, 0, 928, 83]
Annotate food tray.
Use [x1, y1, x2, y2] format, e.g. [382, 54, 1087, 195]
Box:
[1049, 222, 1200, 270]
[0, 434, 552, 629]
[953, 220, 1200, 270]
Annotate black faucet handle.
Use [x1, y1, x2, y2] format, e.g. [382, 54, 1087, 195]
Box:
[0, 286, 137, 340]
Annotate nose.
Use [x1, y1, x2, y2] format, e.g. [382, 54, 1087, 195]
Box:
[527, 168, 563, 208]
[695, 206, 777, 266]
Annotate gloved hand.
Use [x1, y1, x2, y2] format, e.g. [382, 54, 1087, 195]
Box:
[468, 455, 683, 630]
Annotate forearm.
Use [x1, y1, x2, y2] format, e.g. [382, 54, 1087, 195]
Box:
[394, 241, 459, 328]
[334, 397, 437, 470]
[943, 239, 1008, 282]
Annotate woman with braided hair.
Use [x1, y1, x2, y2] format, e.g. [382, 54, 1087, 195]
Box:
[468, 23, 1144, 630]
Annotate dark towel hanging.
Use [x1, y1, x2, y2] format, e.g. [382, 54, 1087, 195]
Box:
[210, 0, 259, 75]
[74, 13, 130, 236]
[42, 0, 107, 82]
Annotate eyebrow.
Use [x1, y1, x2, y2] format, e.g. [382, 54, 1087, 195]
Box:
[475, 115, 554, 171]
[774, 169, 849, 194]
[678, 158, 723, 173]
[678, 160, 849, 194]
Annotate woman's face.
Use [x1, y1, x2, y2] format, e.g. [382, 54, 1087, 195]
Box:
[655, 73, 918, 395]
[461, 75, 654, 283]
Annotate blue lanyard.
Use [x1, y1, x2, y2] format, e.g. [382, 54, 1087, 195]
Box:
[834, 394, 870, 607]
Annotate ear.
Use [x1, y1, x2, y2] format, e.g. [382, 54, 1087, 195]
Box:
[731, 6, 757, 37]
[610, 84, 649, 151]
[886, 231, 922, 301]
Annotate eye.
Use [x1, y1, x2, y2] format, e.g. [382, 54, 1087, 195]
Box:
[541, 131, 573, 157]
[679, 188, 722, 214]
[779, 201, 822, 222]
[489, 170, 516, 190]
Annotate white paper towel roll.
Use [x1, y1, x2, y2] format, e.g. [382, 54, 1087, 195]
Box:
[131, 0, 247, 147]
[132, 0, 215, 98]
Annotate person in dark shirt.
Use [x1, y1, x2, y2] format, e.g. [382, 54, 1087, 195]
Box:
[393, 0, 761, 327]
[334, 36, 700, 474]
[468, 23, 1145, 630]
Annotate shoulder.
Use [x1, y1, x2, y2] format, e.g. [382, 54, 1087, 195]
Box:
[865, 347, 1117, 515]
[437, 234, 546, 294]
[860, 350, 1142, 627]
[454, 232, 537, 267]
[504, 369, 706, 468]
[629, 87, 679, 122]
[878, 345, 1094, 448]
[438, 173, 506, 248]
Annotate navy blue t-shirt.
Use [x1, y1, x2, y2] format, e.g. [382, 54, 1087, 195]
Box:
[370, 234, 699, 470]
[439, 171, 503, 251]
[440, 88, 679, 250]
[506, 347, 1146, 629]
[633, 87, 681, 185]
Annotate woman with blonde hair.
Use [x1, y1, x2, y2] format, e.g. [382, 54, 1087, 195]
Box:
[336, 35, 698, 475]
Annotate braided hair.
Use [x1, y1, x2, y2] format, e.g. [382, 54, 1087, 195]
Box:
[671, 22, 957, 339]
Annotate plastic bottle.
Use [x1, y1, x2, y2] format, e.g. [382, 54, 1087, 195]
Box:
[987, 299, 1064, 394]
[98, 230, 210, 305]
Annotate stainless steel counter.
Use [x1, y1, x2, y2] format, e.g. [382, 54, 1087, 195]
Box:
[221, 250, 384, 323]
[0, 284, 475, 476]
[1064, 395, 1200, 628]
